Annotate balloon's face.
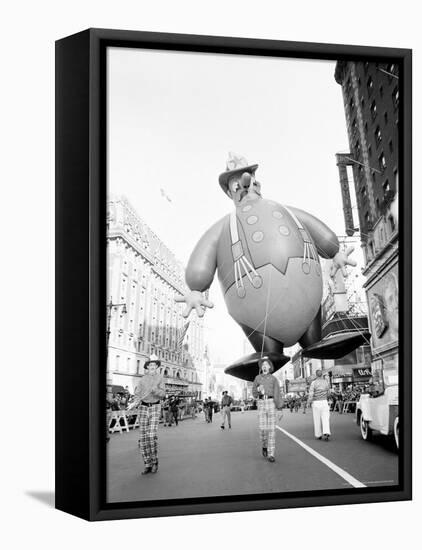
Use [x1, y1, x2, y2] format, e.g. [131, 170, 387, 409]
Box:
[228, 172, 262, 206]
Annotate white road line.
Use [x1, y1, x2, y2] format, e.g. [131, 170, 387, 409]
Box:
[276, 426, 367, 489]
[363, 480, 395, 485]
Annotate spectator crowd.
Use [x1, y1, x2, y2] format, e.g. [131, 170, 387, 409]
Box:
[283, 385, 367, 415]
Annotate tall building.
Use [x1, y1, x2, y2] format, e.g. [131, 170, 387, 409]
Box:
[202, 346, 217, 399]
[334, 61, 399, 380]
[106, 196, 205, 397]
[212, 364, 245, 400]
[277, 353, 295, 394]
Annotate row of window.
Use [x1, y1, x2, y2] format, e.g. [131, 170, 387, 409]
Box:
[370, 127, 394, 151]
[366, 214, 396, 262]
[112, 239, 185, 300]
[113, 314, 202, 359]
[353, 144, 388, 174]
[361, 169, 396, 201]
[122, 221, 182, 276]
[349, 86, 399, 114]
[351, 119, 396, 168]
[349, 83, 399, 123]
[116, 268, 188, 341]
[363, 182, 396, 224]
[360, 174, 394, 197]
[363, 62, 398, 79]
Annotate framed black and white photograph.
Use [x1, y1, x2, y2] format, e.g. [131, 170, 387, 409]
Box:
[55, 28, 412, 521]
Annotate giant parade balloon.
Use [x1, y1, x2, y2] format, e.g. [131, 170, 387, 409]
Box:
[175, 153, 360, 381]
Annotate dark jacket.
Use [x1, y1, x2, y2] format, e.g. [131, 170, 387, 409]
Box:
[221, 394, 233, 407]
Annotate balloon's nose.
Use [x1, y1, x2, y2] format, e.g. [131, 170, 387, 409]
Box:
[240, 172, 252, 188]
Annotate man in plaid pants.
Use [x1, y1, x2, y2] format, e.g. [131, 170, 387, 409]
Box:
[131, 354, 166, 475]
[252, 357, 283, 462]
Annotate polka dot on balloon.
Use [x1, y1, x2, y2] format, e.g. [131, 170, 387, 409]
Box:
[272, 211, 283, 219]
[242, 204, 252, 213]
[278, 225, 290, 236]
[252, 231, 264, 242]
[252, 276, 263, 288]
[247, 215, 258, 225]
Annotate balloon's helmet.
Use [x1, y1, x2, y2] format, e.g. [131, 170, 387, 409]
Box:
[219, 152, 262, 206]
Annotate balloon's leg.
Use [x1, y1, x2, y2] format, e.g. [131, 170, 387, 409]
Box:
[239, 323, 285, 356]
[298, 307, 322, 348]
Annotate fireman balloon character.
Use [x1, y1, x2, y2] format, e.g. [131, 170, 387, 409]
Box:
[175, 153, 360, 381]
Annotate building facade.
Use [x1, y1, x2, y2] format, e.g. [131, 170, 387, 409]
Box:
[106, 196, 205, 397]
[334, 61, 399, 382]
[213, 363, 246, 400]
[202, 347, 217, 399]
[277, 352, 296, 394]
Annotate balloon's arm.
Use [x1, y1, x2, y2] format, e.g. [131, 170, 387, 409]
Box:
[185, 215, 227, 291]
[287, 206, 339, 259]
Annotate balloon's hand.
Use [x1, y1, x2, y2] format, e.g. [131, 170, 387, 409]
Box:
[174, 290, 214, 318]
[330, 247, 357, 278]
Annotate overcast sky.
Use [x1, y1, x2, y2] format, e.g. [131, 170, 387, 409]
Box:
[107, 47, 358, 364]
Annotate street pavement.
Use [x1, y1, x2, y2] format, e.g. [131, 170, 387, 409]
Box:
[107, 408, 398, 503]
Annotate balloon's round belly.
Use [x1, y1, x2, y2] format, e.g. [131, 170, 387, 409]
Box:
[224, 259, 322, 347]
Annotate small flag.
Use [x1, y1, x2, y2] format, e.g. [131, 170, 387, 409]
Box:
[177, 321, 190, 352]
[160, 188, 172, 203]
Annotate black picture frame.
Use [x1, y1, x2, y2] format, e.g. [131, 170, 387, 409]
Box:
[55, 28, 412, 521]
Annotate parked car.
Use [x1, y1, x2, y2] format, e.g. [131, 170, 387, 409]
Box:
[356, 370, 398, 450]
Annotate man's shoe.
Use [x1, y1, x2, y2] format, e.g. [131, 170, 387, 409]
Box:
[141, 466, 152, 475]
[262, 447, 268, 458]
[221, 425, 225, 429]
[229, 425, 232, 429]
[317, 436, 322, 440]
[323, 434, 330, 441]
[151, 463, 159, 473]
[268, 456, 275, 463]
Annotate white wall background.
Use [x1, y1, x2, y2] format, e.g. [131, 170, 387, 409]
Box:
[1, 0, 419, 547]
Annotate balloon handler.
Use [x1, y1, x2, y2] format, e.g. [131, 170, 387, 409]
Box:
[176, 153, 363, 381]
[252, 356, 284, 462]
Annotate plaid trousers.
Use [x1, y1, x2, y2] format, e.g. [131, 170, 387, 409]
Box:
[257, 398, 276, 457]
[138, 403, 161, 466]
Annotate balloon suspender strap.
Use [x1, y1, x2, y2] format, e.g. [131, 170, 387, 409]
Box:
[230, 210, 262, 298]
[283, 206, 318, 269]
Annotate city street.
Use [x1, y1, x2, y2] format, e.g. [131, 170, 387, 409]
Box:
[107, 408, 398, 503]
